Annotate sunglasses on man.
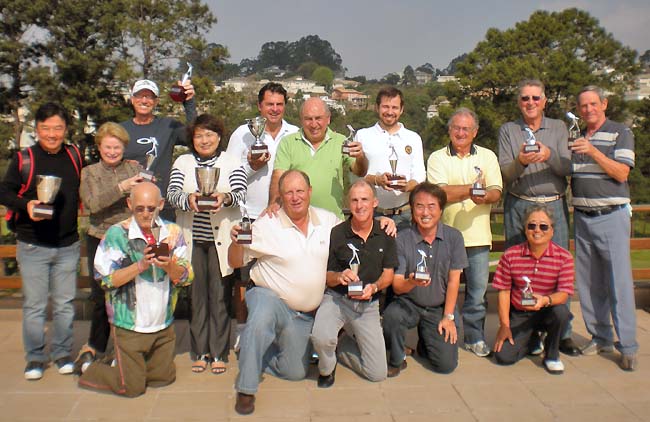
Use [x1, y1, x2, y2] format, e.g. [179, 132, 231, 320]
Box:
[527, 223, 551, 232]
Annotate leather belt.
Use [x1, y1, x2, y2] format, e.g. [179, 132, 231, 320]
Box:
[510, 192, 563, 203]
[376, 204, 410, 216]
[575, 204, 626, 218]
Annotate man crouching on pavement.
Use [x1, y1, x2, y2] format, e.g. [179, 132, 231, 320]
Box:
[78, 182, 193, 397]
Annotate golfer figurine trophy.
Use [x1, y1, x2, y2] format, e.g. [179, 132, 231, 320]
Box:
[169, 62, 193, 103]
[149, 208, 169, 258]
[347, 243, 363, 296]
[524, 127, 540, 153]
[414, 249, 431, 283]
[470, 166, 486, 197]
[566, 111, 580, 150]
[139, 152, 156, 181]
[341, 125, 356, 155]
[521, 276, 536, 306]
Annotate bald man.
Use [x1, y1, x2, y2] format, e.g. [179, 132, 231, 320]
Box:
[78, 182, 193, 397]
[267, 97, 368, 218]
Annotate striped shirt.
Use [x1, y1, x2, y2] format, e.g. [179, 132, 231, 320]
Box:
[167, 153, 246, 242]
[492, 241, 574, 311]
[571, 119, 635, 209]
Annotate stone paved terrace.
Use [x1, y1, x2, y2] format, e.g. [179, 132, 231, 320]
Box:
[0, 302, 649, 421]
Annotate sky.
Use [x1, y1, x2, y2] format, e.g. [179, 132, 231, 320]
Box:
[205, 0, 650, 79]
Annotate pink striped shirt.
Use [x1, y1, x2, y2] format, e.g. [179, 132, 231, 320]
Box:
[492, 241, 574, 311]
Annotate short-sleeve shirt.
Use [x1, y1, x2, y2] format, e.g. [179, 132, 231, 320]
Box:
[427, 143, 503, 247]
[571, 119, 635, 209]
[274, 128, 355, 218]
[492, 241, 574, 311]
[355, 122, 426, 209]
[244, 206, 340, 312]
[327, 218, 398, 300]
[396, 223, 468, 308]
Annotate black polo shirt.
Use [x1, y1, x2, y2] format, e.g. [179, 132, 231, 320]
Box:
[327, 218, 398, 300]
[397, 222, 468, 308]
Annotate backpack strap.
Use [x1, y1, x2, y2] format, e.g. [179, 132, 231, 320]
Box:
[64, 144, 82, 177]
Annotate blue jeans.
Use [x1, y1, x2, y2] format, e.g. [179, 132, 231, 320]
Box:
[462, 246, 489, 345]
[235, 287, 314, 394]
[17, 241, 80, 362]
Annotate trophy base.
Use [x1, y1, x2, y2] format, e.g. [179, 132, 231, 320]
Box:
[387, 174, 407, 189]
[414, 272, 430, 283]
[149, 242, 170, 259]
[348, 280, 364, 296]
[568, 137, 576, 150]
[33, 204, 54, 220]
[470, 187, 486, 197]
[341, 144, 351, 155]
[521, 298, 537, 307]
[169, 86, 186, 103]
[523, 144, 540, 153]
[251, 145, 268, 160]
[139, 170, 155, 181]
[236, 229, 252, 245]
[197, 196, 218, 211]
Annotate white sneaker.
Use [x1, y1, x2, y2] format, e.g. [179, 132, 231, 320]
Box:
[55, 357, 74, 375]
[465, 340, 490, 357]
[544, 359, 565, 374]
[24, 362, 44, 380]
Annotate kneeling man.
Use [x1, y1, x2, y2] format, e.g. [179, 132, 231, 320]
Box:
[383, 182, 467, 376]
[493, 205, 574, 374]
[78, 182, 193, 397]
[311, 179, 397, 387]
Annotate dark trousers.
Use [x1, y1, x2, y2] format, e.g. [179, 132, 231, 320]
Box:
[190, 241, 231, 361]
[78, 325, 176, 397]
[494, 305, 570, 364]
[86, 234, 110, 353]
[383, 296, 458, 374]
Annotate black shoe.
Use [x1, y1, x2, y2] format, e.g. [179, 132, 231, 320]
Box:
[73, 351, 95, 375]
[559, 338, 581, 357]
[317, 367, 336, 388]
[235, 392, 255, 415]
[387, 360, 407, 378]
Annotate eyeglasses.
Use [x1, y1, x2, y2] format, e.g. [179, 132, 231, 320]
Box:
[194, 131, 219, 141]
[520, 95, 542, 102]
[134, 206, 158, 214]
[526, 223, 551, 232]
[450, 125, 474, 133]
[133, 94, 157, 100]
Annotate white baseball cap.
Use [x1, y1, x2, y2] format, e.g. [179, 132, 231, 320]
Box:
[131, 79, 159, 97]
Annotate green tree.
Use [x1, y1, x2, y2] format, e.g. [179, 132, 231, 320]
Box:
[180, 41, 231, 82]
[288, 35, 342, 73]
[402, 65, 417, 86]
[297, 62, 319, 79]
[311, 66, 334, 88]
[380, 73, 400, 86]
[629, 99, 650, 203]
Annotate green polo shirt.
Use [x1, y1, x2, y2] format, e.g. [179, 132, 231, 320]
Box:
[274, 128, 355, 218]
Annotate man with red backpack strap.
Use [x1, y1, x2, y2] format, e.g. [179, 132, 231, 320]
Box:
[0, 102, 83, 381]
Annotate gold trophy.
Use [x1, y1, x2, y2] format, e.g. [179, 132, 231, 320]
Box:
[470, 166, 486, 197]
[521, 276, 536, 306]
[523, 127, 540, 153]
[347, 243, 363, 296]
[566, 111, 580, 150]
[33, 175, 62, 219]
[169, 62, 193, 103]
[387, 146, 406, 189]
[236, 204, 253, 245]
[341, 125, 356, 155]
[149, 207, 169, 258]
[247, 116, 268, 159]
[139, 152, 155, 181]
[195, 167, 220, 211]
[414, 250, 431, 283]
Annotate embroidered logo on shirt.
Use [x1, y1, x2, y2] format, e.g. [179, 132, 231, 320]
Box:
[405, 145, 412, 154]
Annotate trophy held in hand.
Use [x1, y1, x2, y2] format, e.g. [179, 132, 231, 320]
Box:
[523, 127, 540, 153]
[236, 205, 253, 245]
[169, 62, 193, 103]
[347, 243, 363, 296]
[387, 146, 406, 189]
[341, 125, 356, 155]
[470, 166, 486, 197]
[139, 153, 156, 181]
[414, 250, 431, 283]
[566, 112, 580, 150]
[247, 117, 268, 159]
[33, 175, 62, 219]
[521, 276, 536, 306]
[149, 208, 169, 258]
[195, 167, 220, 211]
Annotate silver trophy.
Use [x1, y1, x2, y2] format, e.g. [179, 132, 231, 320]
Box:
[236, 203, 253, 245]
[414, 250, 430, 282]
[33, 175, 62, 219]
[566, 111, 580, 150]
[247, 116, 268, 159]
[347, 243, 363, 296]
[521, 276, 536, 306]
[149, 207, 169, 258]
[387, 145, 406, 189]
[341, 124, 356, 155]
[195, 167, 220, 211]
[470, 166, 486, 197]
[169, 62, 193, 103]
[139, 152, 156, 181]
[523, 127, 540, 153]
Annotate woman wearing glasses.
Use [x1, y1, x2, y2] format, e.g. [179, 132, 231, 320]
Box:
[77, 122, 144, 371]
[492, 204, 574, 374]
[167, 114, 245, 374]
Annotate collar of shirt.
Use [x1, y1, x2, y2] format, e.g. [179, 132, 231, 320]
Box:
[373, 121, 405, 138]
[516, 116, 550, 134]
[446, 143, 477, 157]
[277, 206, 323, 230]
[266, 120, 296, 142]
[520, 241, 558, 258]
[408, 221, 446, 245]
[127, 216, 170, 243]
[342, 217, 382, 239]
[299, 128, 333, 151]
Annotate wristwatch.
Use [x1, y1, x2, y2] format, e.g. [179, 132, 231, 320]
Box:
[444, 313, 455, 321]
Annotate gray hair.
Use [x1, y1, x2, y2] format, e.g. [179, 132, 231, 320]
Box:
[347, 179, 377, 203]
[518, 79, 546, 98]
[578, 85, 607, 102]
[447, 107, 478, 130]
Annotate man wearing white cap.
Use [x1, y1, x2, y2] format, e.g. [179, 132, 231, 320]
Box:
[121, 78, 196, 220]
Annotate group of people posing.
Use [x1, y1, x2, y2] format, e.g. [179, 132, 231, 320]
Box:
[0, 77, 637, 416]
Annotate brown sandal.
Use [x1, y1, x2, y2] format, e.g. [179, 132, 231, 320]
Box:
[210, 358, 226, 375]
[192, 355, 209, 373]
